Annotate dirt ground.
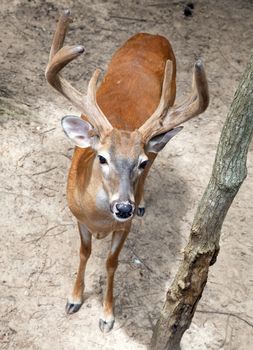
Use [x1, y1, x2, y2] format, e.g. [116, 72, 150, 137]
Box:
[1, 0, 253, 349]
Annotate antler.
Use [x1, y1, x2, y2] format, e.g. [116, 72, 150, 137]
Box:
[45, 10, 113, 136]
[139, 59, 209, 142]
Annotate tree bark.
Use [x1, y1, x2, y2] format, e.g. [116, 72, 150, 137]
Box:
[150, 54, 253, 350]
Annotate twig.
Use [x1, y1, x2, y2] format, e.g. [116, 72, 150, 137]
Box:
[229, 325, 233, 350]
[147, 2, 173, 7]
[88, 340, 103, 347]
[110, 15, 147, 22]
[59, 152, 72, 160]
[127, 245, 154, 272]
[121, 304, 143, 310]
[4, 307, 18, 316]
[17, 151, 32, 167]
[25, 225, 69, 244]
[47, 229, 67, 238]
[217, 47, 241, 74]
[25, 225, 59, 244]
[38, 127, 56, 135]
[32, 166, 57, 176]
[148, 313, 156, 331]
[2, 283, 28, 289]
[196, 309, 253, 328]
[41, 184, 59, 192]
[219, 315, 230, 349]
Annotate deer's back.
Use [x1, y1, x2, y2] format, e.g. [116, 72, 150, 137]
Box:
[96, 33, 176, 131]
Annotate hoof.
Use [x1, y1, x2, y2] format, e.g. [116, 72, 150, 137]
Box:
[99, 318, 115, 333]
[137, 207, 145, 217]
[65, 300, 82, 314]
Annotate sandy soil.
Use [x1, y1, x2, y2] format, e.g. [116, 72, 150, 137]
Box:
[1, 0, 253, 349]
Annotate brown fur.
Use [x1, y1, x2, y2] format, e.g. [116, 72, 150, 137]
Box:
[97, 33, 176, 129]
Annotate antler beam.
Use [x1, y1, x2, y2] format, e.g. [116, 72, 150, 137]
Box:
[139, 59, 209, 141]
[45, 10, 113, 136]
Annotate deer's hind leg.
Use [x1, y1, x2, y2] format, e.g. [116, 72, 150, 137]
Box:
[66, 222, 91, 314]
[136, 152, 157, 216]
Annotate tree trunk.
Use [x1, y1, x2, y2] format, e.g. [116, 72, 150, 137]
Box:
[150, 54, 253, 350]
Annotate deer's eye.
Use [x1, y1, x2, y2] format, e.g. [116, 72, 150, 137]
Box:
[139, 160, 149, 169]
[98, 155, 107, 164]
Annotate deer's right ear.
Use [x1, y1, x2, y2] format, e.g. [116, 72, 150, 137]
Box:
[61, 115, 97, 148]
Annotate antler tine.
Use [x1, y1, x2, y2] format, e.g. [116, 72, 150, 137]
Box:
[83, 69, 113, 133]
[45, 10, 85, 111]
[163, 60, 209, 129]
[45, 10, 113, 135]
[139, 60, 209, 142]
[138, 59, 174, 140]
[48, 9, 72, 62]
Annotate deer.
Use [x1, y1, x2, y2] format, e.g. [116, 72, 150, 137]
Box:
[45, 10, 209, 333]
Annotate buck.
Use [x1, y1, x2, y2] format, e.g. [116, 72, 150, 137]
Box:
[45, 10, 209, 333]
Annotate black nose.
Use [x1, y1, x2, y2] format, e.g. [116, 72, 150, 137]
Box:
[116, 203, 133, 219]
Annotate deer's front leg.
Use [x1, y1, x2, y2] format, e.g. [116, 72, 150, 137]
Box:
[99, 229, 129, 333]
[66, 222, 91, 314]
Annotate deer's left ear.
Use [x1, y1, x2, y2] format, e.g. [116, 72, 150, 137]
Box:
[145, 126, 183, 153]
